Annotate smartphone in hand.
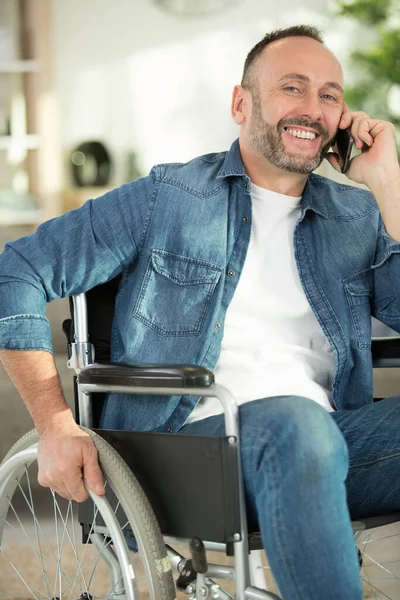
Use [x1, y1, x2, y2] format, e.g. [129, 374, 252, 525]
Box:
[332, 128, 354, 174]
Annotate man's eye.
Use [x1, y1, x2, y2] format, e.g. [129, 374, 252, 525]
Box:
[284, 86, 300, 93]
[322, 94, 337, 101]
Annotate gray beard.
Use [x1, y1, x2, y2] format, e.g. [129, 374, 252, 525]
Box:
[248, 95, 334, 174]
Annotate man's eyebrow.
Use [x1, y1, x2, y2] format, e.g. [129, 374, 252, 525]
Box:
[278, 73, 343, 94]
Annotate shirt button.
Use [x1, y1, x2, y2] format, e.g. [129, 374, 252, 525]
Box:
[216, 322, 221, 329]
[243, 216, 249, 222]
[228, 270, 235, 277]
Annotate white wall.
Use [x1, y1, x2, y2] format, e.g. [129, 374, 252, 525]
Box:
[52, 0, 360, 187]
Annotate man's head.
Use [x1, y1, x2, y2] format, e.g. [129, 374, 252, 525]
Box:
[232, 26, 344, 175]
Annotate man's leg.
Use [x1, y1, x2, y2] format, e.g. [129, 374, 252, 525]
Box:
[179, 396, 363, 600]
[331, 395, 400, 519]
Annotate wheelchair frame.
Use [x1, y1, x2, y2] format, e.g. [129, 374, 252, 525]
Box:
[70, 292, 280, 600]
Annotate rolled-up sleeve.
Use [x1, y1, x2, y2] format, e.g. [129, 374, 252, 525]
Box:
[372, 215, 400, 332]
[0, 169, 157, 352]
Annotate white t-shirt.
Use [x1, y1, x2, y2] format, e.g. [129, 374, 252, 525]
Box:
[186, 183, 335, 424]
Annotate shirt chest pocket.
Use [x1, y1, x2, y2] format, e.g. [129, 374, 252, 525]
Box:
[343, 270, 373, 349]
[134, 250, 222, 336]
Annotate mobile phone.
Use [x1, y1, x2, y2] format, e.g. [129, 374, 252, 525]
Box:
[332, 128, 354, 174]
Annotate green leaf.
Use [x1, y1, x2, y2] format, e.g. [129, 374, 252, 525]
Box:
[335, 0, 392, 25]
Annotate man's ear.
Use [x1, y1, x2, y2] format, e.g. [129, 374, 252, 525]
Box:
[231, 85, 248, 125]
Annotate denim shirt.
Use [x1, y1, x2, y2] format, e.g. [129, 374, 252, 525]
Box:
[1, 138, 400, 433]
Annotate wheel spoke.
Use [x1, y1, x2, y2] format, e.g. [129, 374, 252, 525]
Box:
[0, 546, 48, 600]
[24, 465, 52, 597]
[13, 478, 73, 582]
[50, 491, 91, 600]
[0, 433, 169, 600]
[361, 550, 400, 579]
[6, 477, 83, 599]
[361, 575, 393, 599]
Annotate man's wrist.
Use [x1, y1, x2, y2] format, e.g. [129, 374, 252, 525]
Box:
[35, 407, 76, 437]
[366, 165, 400, 198]
[367, 167, 400, 243]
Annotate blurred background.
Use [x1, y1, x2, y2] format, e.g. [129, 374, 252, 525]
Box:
[0, 0, 399, 448]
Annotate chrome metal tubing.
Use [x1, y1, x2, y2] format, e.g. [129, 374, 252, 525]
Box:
[165, 545, 186, 572]
[205, 564, 235, 580]
[91, 532, 125, 594]
[78, 380, 251, 593]
[77, 388, 95, 429]
[245, 585, 282, 600]
[85, 480, 135, 599]
[73, 294, 89, 343]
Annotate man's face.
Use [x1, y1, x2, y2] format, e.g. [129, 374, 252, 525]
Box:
[242, 37, 344, 174]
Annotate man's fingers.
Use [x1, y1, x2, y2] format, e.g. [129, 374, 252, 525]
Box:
[61, 446, 104, 502]
[38, 471, 77, 500]
[63, 465, 91, 502]
[82, 446, 105, 496]
[37, 428, 104, 502]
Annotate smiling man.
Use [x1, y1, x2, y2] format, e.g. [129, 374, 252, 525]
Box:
[1, 25, 400, 600]
[238, 39, 342, 182]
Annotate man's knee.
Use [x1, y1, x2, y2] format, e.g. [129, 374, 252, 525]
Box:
[241, 396, 349, 485]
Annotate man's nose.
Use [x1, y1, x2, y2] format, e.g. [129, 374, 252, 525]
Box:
[299, 94, 323, 122]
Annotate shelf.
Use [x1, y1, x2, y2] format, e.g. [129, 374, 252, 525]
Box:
[0, 60, 40, 73]
[0, 135, 41, 150]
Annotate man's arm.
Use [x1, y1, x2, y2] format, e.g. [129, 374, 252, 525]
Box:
[0, 175, 156, 500]
[0, 349, 105, 501]
[326, 104, 400, 241]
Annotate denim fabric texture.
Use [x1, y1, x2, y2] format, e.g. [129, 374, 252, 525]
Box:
[180, 395, 400, 600]
[1, 139, 400, 433]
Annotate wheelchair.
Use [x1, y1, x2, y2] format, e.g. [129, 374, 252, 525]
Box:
[1, 277, 400, 599]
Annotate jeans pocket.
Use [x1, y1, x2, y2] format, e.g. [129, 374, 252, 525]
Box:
[343, 270, 372, 349]
[134, 249, 221, 335]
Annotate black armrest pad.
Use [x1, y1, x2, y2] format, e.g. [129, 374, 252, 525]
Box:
[372, 337, 400, 368]
[78, 362, 214, 388]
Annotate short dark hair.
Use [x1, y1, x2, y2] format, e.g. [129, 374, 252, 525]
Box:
[241, 25, 325, 91]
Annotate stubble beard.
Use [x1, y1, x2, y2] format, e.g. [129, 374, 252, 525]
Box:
[248, 92, 334, 174]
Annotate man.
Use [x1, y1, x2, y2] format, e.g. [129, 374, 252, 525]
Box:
[1, 24, 400, 599]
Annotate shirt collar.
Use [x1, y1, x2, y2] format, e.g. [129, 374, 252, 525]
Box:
[217, 139, 250, 188]
[217, 138, 330, 218]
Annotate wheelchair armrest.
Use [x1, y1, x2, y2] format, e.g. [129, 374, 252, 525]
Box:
[372, 337, 400, 368]
[78, 362, 214, 389]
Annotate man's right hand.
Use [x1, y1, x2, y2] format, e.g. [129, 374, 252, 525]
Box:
[0, 349, 105, 502]
[37, 417, 105, 502]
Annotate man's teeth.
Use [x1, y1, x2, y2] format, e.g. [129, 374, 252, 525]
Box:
[286, 128, 317, 140]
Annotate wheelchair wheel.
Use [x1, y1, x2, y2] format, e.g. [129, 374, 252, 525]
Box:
[354, 523, 400, 599]
[0, 428, 175, 600]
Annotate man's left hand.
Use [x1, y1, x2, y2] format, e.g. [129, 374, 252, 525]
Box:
[325, 102, 400, 189]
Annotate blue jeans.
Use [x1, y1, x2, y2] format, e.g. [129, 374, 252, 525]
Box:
[179, 395, 400, 600]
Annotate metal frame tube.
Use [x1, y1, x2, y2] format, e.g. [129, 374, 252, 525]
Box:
[73, 294, 89, 343]
[91, 532, 125, 595]
[245, 586, 281, 600]
[71, 292, 273, 597]
[77, 387, 94, 429]
[78, 380, 251, 595]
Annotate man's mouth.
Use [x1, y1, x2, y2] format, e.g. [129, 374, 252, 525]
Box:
[283, 126, 321, 142]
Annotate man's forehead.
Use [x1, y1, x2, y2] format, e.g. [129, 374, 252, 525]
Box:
[259, 37, 344, 86]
